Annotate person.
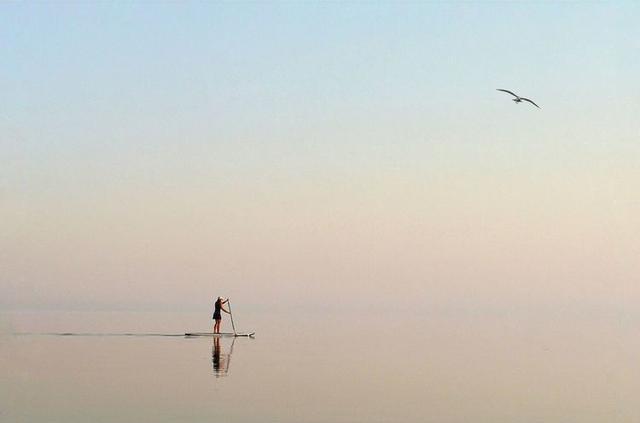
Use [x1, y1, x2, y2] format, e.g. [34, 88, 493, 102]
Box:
[212, 296, 230, 334]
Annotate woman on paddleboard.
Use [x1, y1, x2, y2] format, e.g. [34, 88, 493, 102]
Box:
[212, 297, 230, 334]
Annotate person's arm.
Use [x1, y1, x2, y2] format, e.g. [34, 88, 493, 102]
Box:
[221, 304, 231, 314]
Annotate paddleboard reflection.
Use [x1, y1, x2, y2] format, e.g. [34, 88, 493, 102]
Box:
[212, 336, 235, 377]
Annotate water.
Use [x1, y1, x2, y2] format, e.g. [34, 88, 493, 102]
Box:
[2, 310, 639, 422]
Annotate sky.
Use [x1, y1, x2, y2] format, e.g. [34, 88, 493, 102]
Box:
[1, 2, 639, 313]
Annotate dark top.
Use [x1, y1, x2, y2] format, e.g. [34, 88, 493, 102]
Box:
[213, 298, 222, 320]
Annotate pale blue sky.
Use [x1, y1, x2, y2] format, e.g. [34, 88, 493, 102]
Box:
[1, 3, 639, 311]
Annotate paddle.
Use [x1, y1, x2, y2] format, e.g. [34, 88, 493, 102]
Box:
[227, 299, 237, 336]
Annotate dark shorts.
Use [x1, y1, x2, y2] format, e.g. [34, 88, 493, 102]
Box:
[213, 312, 221, 320]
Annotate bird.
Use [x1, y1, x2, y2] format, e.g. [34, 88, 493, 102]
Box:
[496, 89, 540, 109]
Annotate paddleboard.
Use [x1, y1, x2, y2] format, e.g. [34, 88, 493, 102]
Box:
[184, 332, 255, 337]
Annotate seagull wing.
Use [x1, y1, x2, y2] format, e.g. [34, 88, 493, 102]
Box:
[520, 97, 540, 109]
[496, 89, 519, 98]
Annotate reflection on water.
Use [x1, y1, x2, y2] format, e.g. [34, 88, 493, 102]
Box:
[212, 337, 235, 377]
[3, 310, 640, 423]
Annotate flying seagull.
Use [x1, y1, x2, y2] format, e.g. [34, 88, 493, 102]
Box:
[496, 89, 540, 109]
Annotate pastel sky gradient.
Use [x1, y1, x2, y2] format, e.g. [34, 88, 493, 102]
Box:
[1, 3, 639, 312]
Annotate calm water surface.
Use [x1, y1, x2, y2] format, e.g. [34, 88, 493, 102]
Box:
[2, 310, 639, 422]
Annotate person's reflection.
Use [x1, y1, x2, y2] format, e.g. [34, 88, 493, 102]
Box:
[212, 336, 234, 377]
